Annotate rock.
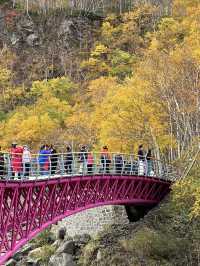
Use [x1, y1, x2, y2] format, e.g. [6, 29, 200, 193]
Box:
[72, 235, 81, 243]
[52, 239, 64, 249]
[49, 254, 63, 265]
[5, 259, 17, 266]
[49, 253, 76, 266]
[57, 240, 75, 255]
[58, 227, 66, 240]
[63, 253, 76, 266]
[96, 250, 102, 261]
[79, 234, 91, 244]
[26, 247, 42, 265]
[28, 247, 42, 258]
[26, 34, 39, 46]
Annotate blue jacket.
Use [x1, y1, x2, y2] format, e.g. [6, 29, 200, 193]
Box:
[38, 150, 51, 165]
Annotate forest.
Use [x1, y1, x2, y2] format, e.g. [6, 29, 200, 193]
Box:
[5, 0, 169, 15]
[0, 0, 199, 163]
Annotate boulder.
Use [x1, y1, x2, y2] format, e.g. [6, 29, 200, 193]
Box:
[57, 240, 75, 255]
[28, 247, 43, 259]
[72, 235, 81, 243]
[49, 253, 76, 266]
[52, 239, 64, 249]
[49, 254, 63, 265]
[63, 253, 76, 266]
[58, 227, 66, 240]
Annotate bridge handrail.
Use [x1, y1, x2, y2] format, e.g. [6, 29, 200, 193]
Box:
[0, 152, 177, 182]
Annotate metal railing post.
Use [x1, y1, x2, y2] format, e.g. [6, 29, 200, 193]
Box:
[72, 152, 76, 175]
[95, 153, 97, 175]
[60, 154, 64, 176]
[113, 154, 116, 175]
[7, 153, 12, 180]
[36, 156, 40, 179]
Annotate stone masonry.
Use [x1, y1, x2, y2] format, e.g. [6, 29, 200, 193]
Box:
[52, 205, 129, 237]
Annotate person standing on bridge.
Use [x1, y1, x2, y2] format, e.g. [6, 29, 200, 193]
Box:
[79, 145, 88, 174]
[65, 145, 73, 174]
[87, 152, 94, 174]
[38, 145, 51, 175]
[10, 142, 23, 179]
[0, 146, 4, 178]
[22, 145, 31, 178]
[100, 146, 111, 174]
[114, 153, 123, 174]
[138, 144, 145, 176]
[146, 149, 153, 176]
[50, 145, 58, 175]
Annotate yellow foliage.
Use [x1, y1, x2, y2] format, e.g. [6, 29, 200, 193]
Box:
[88, 77, 118, 104]
[0, 0, 199, 160]
[0, 78, 72, 148]
[91, 44, 109, 57]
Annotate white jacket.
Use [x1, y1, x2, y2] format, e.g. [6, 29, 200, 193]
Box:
[22, 150, 31, 163]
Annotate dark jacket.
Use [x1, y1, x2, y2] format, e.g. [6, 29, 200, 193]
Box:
[0, 152, 4, 167]
[79, 148, 88, 162]
[66, 152, 73, 163]
[115, 154, 123, 165]
[146, 150, 152, 161]
[138, 149, 145, 161]
[50, 148, 58, 162]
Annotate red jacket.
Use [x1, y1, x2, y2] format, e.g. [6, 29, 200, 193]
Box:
[11, 146, 23, 172]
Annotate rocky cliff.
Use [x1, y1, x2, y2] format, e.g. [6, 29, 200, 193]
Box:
[0, 6, 100, 85]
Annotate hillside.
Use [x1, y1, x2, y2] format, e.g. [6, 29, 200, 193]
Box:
[0, 0, 199, 157]
[78, 160, 200, 266]
[0, 8, 100, 86]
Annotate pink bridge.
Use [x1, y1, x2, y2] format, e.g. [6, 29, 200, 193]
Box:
[0, 152, 175, 264]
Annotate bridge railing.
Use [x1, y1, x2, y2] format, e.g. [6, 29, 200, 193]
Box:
[0, 152, 176, 181]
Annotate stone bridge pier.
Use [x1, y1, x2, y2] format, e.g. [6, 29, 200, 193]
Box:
[52, 205, 129, 237]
